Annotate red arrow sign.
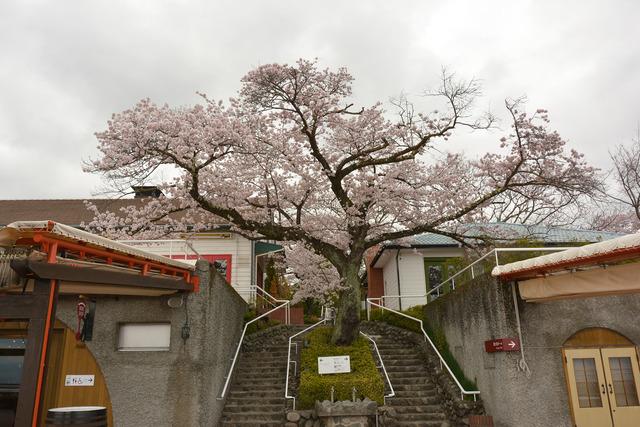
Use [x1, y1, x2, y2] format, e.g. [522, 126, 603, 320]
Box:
[484, 338, 520, 353]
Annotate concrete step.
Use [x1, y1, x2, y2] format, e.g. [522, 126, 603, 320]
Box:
[236, 368, 287, 376]
[228, 390, 284, 399]
[379, 348, 422, 359]
[222, 403, 285, 413]
[233, 376, 286, 384]
[230, 384, 284, 392]
[387, 396, 440, 406]
[220, 422, 282, 427]
[241, 352, 289, 358]
[384, 364, 427, 372]
[392, 404, 445, 414]
[383, 358, 424, 366]
[389, 377, 432, 386]
[393, 385, 438, 395]
[395, 411, 446, 422]
[220, 412, 284, 422]
[388, 421, 443, 426]
[225, 397, 285, 405]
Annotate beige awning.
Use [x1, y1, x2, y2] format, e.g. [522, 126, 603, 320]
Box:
[518, 261, 640, 302]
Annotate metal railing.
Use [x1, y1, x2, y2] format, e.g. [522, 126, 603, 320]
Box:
[118, 238, 201, 260]
[366, 298, 480, 401]
[359, 331, 395, 404]
[374, 247, 573, 311]
[365, 247, 575, 400]
[285, 309, 332, 410]
[218, 298, 291, 399]
[255, 286, 290, 324]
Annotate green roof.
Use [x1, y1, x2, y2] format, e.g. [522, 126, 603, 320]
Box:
[405, 223, 624, 247]
[255, 241, 284, 256]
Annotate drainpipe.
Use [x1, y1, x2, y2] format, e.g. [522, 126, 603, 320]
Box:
[396, 250, 402, 311]
[250, 241, 256, 304]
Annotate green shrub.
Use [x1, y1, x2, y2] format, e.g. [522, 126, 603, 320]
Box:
[298, 327, 384, 409]
[369, 306, 477, 392]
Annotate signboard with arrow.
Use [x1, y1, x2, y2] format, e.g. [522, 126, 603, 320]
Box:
[484, 338, 520, 353]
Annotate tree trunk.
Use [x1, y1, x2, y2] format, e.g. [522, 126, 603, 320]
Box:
[331, 263, 361, 345]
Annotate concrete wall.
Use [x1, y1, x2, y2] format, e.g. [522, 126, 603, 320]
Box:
[422, 272, 640, 427]
[55, 261, 247, 427]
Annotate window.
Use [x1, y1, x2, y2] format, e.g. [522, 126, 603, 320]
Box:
[424, 257, 460, 298]
[0, 338, 25, 388]
[117, 323, 170, 351]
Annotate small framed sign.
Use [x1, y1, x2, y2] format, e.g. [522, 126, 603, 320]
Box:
[318, 356, 351, 374]
[64, 375, 95, 387]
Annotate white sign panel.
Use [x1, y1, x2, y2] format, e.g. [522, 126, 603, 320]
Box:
[318, 356, 351, 374]
[65, 375, 95, 387]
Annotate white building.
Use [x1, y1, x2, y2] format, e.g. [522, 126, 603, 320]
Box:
[367, 223, 623, 310]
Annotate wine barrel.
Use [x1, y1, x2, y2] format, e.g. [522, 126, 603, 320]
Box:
[45, 406, 107, 427]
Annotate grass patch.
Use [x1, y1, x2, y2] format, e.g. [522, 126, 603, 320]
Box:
[370, 307, 477, 391]
[298, 327, 384, 409]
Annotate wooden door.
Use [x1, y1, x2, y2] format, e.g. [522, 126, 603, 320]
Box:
[601, 347, 640, 427]
[565, 348, 614, 427]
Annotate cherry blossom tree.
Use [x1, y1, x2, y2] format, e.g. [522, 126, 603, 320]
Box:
[85, 59, 598, 344]
[608, 134, 640, 222]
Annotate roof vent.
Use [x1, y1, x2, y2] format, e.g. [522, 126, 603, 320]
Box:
[131, 186, 163, 199]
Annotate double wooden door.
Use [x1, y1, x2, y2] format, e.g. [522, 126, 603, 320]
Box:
[565, 347, 640, 427]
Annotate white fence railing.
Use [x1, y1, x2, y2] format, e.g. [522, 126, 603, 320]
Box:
[359, 331, 395, 404]
[285, 309, 332, 410]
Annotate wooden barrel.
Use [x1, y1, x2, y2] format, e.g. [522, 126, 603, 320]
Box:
[45, 406, 107, 427]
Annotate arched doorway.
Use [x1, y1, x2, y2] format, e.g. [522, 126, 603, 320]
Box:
[0, 319, 112, 426]
[563, 327, 640, 427]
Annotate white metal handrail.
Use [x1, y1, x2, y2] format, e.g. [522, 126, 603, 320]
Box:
[285, 310, 332, 410]
[366, 298, 480, 401]
[359, 331, 395, 404]
[255, 286, 290, 324]
[218, 299, 290, 399]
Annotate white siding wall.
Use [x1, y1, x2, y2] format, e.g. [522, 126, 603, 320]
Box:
[397, 252, 428, 309]
[120, 234, 254, 302]
[377, 247, 464, 310]
[382, 254, 399, 310]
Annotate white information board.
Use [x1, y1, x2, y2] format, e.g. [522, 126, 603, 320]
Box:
[64, 375, 95, 387]
[318, 356, 351, 374]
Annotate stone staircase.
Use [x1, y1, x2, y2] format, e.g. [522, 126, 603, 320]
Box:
[363, 325, 450, 426]
[220, 325, 306, 426]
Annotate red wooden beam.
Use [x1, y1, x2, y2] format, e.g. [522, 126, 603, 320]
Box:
[30, 234, 198, 289]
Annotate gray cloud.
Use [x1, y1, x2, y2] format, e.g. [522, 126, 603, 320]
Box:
[0, 0, 638, 198]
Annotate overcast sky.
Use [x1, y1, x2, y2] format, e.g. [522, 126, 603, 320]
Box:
[0, 0, 638, 199]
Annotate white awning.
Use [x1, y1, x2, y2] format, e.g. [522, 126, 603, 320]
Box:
[518, 261, 640, 302]
[0, 220, 195, 271]
[492, 232, 640, 279]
